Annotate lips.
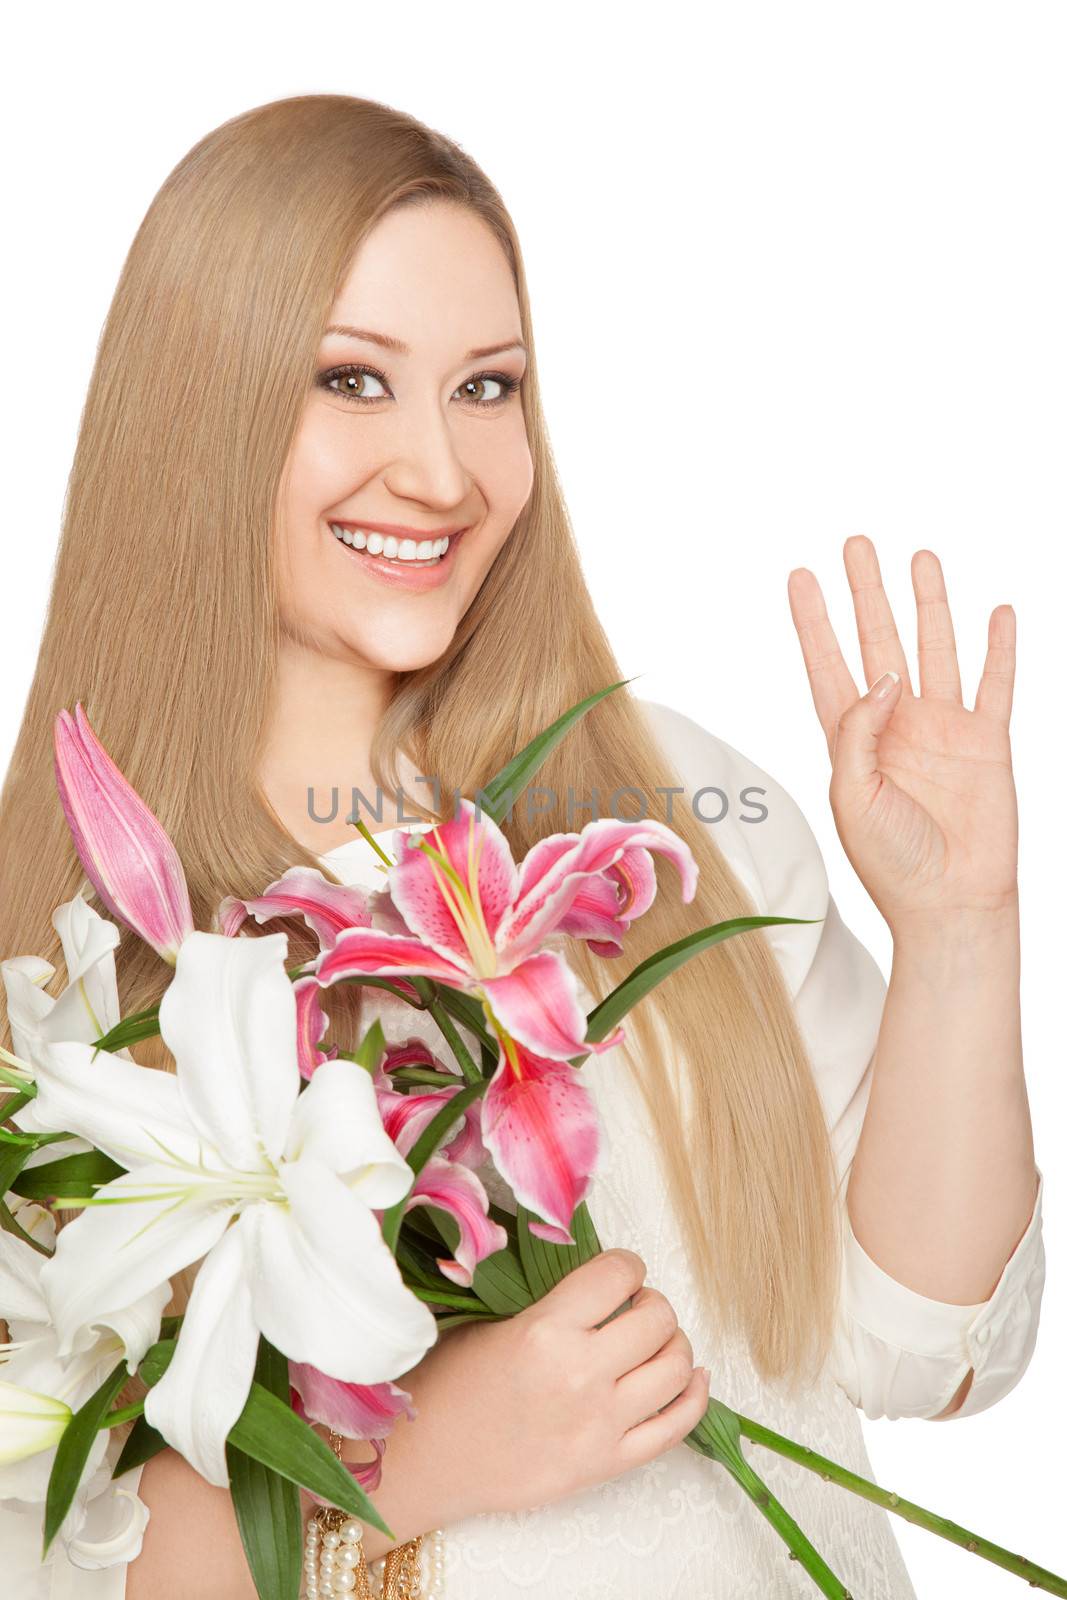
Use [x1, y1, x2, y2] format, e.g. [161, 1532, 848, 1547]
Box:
[326, 521, 466, 590]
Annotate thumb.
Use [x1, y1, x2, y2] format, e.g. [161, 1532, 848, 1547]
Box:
[831, 670, 902, 788]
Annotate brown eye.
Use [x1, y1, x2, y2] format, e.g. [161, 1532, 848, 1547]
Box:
[323, 366, 389, 401]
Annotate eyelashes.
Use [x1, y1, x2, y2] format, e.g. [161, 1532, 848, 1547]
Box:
[317, 362, 522, 409]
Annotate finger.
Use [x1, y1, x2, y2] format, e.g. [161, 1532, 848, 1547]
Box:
[614, 1327, 695, 1427]
[842, 534, 915, 695]
[829, 668, 904, 794]
[595, 1284, 678, 1373]
[974, 604, 1016, 725]
[912, 549, 963, 703]
[540, 1248, 647, 1331]
[616, 1364, 710, 1470]
[787, 566, 861, 762]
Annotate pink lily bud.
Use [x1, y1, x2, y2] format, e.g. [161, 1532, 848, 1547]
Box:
[53, 703, 194, 964]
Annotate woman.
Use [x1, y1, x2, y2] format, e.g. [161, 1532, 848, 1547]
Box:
[0, 94, 1044, 1599]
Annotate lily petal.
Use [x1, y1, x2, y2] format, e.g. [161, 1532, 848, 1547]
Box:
[289, 1363, 415, 1439]
[553, 849, 660, 956]
[481, 950, 624, 1061]
[480, 1043, 601, 1247]
[294, 974, 334, 1081]
[30, 1038, 203, 1171]
[315, 926, 467, 989]
[246, 1159, 437, 1384]
[217, 867, 371, 950]
[285, 1058, 416, 1207]
[144, 1220, 259, 1486]
[388, 801, 519, 968]
[499, 818, 697, 963]
[406, 1156, 509, 1286]
[158, 931, 299, 1169]
[40, 1163, 235, 1358]
[0, 1228, 51, 1324]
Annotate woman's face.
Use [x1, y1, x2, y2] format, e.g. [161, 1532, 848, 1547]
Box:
[275, 200, 534, 673]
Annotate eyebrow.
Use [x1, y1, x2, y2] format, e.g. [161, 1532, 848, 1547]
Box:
[324, 324, 526, 361]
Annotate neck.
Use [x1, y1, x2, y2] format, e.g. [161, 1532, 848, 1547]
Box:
[258, 636, 400, 851]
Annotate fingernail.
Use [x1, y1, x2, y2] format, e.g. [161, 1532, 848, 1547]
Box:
[872, 670, 900, 699]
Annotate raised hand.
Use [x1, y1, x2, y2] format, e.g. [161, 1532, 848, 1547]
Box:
[786, 534, 1018, 936]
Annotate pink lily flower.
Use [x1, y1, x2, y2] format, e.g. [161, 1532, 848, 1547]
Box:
[290, 1364, 416, 1495]
[315, 798, 697, 1062]
[53, 704, 194, 965]
[375, 1046, 504, 1281]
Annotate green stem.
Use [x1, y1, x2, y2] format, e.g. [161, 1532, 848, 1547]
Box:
[686, 1401, 850, 1597]
[101, 1400, 146, 1429]
[735, 1412, 1067, 1596]
[412, 979, 482, 1086]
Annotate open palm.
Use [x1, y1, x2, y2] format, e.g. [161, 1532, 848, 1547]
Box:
[787, 535, 1019, 934]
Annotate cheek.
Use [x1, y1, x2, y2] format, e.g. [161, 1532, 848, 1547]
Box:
[479, 424, 535, 523]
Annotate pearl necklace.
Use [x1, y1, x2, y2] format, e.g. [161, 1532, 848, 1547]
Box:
[301, 1509, 447, 1598]
[301, 1430, 446, 1598]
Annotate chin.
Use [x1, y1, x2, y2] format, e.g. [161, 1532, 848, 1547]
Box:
[345, 629, 459, 674]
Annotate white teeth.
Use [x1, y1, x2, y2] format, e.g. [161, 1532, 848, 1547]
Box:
[329, 524, 454, 563]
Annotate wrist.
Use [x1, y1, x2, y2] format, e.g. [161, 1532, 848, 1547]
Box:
[888, 894, 1019, 963]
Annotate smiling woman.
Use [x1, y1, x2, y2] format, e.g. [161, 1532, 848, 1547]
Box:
[0, 92, 1044, 1600]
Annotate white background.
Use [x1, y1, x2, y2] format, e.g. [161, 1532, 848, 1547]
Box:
[3, 3, 1064, 1592]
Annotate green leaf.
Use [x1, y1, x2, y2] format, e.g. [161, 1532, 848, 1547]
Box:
[0, 1142, 52, 1256]
[478, 678, 635, 824]
[11, 1149, 126, 1201]
[0, 1194, 52, 1255]
[433, 1310, 504, 1331]
[112, 1414, 168, 1477]
[227, 1338, 302, 1600]
[44, 1360, 129, 1555]
[516, 1199, 602, 1300]
[0, 1086, 36, 1119]
[471, 1241, 535, 1315]
[229, 1383, 395, 1541]
[352, 1017, 387, 1074]
[572, 915, 824, 1065]
[90, 1005, 162, 1057]
[138, 1338, 176, 1387]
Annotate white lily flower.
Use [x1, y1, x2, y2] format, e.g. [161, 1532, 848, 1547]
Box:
[30, 929, 439, 1487]
[0, 1201, 166, 1565]
[2, 891, 130, 1157]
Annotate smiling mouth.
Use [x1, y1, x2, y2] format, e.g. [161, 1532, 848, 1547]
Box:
[328, 523, 467, 566]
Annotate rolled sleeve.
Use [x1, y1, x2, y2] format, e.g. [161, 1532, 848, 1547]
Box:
[834, 1164, 1045, 1421]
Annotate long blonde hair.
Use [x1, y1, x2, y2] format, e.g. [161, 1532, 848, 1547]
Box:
[0, 93, 841, 1393]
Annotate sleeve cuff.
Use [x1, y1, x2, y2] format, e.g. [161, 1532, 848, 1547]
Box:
[839, 1165, 1046, 1418]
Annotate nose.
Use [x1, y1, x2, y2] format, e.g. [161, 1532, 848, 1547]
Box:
[382, 395, 472, 512]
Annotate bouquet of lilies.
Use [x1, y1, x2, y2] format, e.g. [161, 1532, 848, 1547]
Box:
[1, 681, 1063, 1600]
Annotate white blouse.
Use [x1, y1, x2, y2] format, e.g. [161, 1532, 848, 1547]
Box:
[3, 696, 1044, 1599]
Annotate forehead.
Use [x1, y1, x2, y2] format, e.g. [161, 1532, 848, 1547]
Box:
[327, 202, 520, 352]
